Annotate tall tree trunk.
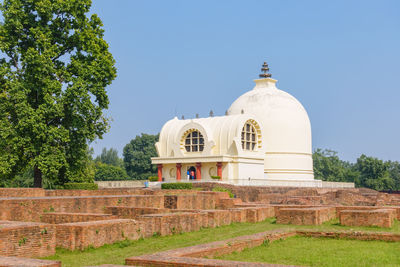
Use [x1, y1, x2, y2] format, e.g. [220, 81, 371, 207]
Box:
[33, 165, 42, 188]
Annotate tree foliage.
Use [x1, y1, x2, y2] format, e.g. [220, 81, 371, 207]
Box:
[95, 147, 122, 167]
[313, 149, 400, 191]
[94, 162, 128, 181]
[0, 0, 116, 187]
[123, 133, 159, 180]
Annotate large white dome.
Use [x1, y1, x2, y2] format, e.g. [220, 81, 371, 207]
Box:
[228, 78, 314, 181]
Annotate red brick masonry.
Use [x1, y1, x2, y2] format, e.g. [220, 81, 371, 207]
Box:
[0, 221, 56, 257]
[276, 207, 336, 225]
[55, 219, 142, 250]
[339, 209, 396, 228]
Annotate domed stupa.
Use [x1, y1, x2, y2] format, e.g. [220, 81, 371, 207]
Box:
[151, 62, 353, 187]
[228, 62, 314, 182]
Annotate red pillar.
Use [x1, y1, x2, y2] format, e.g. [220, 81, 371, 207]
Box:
[176, 163, 182, 181]
[157, 164, 163, 182]
[196, 162, 202, 180]
[216, 162, 222, 179]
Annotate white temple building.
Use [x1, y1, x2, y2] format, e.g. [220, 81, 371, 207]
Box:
[151, 63, 353, 187]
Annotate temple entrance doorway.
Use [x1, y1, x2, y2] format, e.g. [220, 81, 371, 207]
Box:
[188, 166, 196, 180]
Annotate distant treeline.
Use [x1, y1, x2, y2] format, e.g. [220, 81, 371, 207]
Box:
[313, 149, 400, 192]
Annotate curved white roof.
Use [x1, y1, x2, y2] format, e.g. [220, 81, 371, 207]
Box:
[156, 114, 263, 158]
[228, 78, 312, 154]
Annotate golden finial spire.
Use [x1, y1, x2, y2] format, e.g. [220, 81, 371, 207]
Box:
[259, 62, 271, 78]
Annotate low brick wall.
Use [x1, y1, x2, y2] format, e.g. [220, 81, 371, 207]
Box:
[0, 195, 164, 222]
[339, 209, 396, 228]
[163, 194, 216, 210]
[203, 210, 231, 228]
[216, 198, 243, 209]
[336, 205, 400, 220]
[0, 221, 56, 257]
[0, 256, 61, 267]
[40, 212, 117, 224]
[276, 207, 336, 225]
[45, 188, 152, 197]
[139, 212, 208, 237]
[228, 206, 274, 223]
[55, 219, 142, 250]
[105, 206, 170, 219]
[297, 230, 400, 241]
[0, 188, 46, 198]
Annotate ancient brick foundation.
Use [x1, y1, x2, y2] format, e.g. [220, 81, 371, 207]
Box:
[276, 207, 336, 225]
[1, 184, 400, 261]
[0, 221, 56, 257]
[55, 219, 142, 250]
[339, 209, 396, 228]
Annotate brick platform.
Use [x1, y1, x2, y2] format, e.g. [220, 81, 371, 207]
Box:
[0, 256, 61, 267]
[0, 221, 56, 257]
[276, 207, 336, 225]
[55, 219, 142, 250]
[339, 209, 396, 228]
[40, 212, 117, 224]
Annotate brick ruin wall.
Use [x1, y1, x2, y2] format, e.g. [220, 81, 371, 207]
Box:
[1, 184, 400, 260]
[0, 195, 164, 222]
[0, 221, 56, 258]
[339, 209, 396, 228]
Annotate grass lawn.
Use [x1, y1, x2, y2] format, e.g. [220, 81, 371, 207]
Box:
[216, 235, 400, 267]
[44, 218, 400, 267]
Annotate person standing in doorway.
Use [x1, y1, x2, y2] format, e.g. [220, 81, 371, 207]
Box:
[187, 170, 190, 180]
[190, 170, 195, 180]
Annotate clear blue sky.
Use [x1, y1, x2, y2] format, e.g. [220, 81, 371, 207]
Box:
[90, 0, 400, 162]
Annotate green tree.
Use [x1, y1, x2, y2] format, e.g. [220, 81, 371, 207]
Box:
[388, 161, 400, 191]
[123, 133, 159, 180]
[312, 149, 359, 183]
[94, 162, 128, 181]
[95, 147, 122, 167]
[354, 154, 394, 191]
[0, 0, 116, 187]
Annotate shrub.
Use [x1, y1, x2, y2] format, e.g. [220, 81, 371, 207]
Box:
[94, 163, 129, 181]
[211, 175, 221, 180]
[212, 186, 234, 198]
[148, 176, 159, 182]
[63, 183, 98, 190]
[161, 182, 193, 190]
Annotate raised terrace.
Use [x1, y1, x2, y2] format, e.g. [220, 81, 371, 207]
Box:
[1, 183, 400, 266]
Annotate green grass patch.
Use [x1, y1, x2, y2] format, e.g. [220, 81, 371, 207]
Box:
[161, 182, 193, 189]
[216, 235, 400, 267]
[43, 218, 400, 267]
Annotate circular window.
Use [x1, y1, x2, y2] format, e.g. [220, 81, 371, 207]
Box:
[184, 130, 204, 152]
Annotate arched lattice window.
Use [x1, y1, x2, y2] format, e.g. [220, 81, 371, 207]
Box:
[184, 130, 204, 152]
[241, 122, 257, 151]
